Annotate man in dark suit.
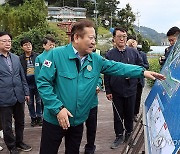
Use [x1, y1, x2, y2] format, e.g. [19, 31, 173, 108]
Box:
[0, 32, 32, 154]
[104, 28, 144, 149]
[127, 38, 149, 121]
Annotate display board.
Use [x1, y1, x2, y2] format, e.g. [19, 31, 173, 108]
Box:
[144, 36, 180, 154]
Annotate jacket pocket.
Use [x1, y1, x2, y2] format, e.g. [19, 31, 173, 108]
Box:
[58, 72, 77, 79]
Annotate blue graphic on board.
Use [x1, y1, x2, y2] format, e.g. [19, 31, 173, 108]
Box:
[144, 36, 180, 154]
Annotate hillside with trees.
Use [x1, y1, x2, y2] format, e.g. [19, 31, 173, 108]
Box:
[134, 25, 166, 45]
[0, 0, 163, 53]
[0, 0, 68, 55]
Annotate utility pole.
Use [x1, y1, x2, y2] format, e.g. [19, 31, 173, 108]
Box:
[110, 11, 112, 28]
[136, 10, 141, 33]
[77, 0, 79, 7]
[90, 0, 98, 25]
[94, 0, 98, 25]
[62, 0, 64, 7]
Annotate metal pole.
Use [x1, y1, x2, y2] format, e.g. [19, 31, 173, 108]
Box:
[136, 10, 141, 33]
[95, 0, 97, 25]
[77, 0, 79, 7]
[110, 11, 112, 28]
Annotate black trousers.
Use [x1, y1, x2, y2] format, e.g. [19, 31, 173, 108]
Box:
[40, 120, 83, 154]
[85, 106, 98, 150]
[112, 94, 136, 136]
[134, 83, 143, 115]
[0, 102, 25, 150]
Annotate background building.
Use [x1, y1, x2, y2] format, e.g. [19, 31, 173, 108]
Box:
[48, 6, 86, 22]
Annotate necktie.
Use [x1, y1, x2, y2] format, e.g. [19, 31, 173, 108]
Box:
[75, 58, 80, 73]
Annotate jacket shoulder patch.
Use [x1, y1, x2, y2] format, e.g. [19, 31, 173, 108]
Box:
[35, 63, 39, 66]
[43, 60, 52, 68]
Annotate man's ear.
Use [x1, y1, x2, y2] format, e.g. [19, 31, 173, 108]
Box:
[74, 33, 79, 43]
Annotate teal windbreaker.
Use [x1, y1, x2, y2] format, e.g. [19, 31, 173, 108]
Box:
[35, 50, 51, 81]
[36, 43, 144, 126]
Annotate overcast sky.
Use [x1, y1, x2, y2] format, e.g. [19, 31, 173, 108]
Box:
[118, 0, 180, 34]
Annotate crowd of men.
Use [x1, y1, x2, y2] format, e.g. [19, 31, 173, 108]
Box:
[0, 19, 169, 154]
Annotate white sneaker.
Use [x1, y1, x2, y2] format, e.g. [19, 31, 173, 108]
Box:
[0, 130, 3, 139]
[0, 146, 3, 151]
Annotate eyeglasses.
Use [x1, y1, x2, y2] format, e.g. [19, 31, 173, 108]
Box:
[115, 35, 127, 39]
[0, 40, 12, 43]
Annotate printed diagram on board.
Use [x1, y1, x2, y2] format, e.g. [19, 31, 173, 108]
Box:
[147, 94, 175, 154]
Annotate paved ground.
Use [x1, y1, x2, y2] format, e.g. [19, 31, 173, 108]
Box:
[0, 82, 151, 154]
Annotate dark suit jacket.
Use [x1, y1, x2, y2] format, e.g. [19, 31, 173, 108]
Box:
[104, 46, 144, 97]
[0, 52, 29, 107]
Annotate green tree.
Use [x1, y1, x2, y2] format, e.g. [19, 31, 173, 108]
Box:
[46, 0, 56, 5]
[0, 0, 48, 37]
[115, 4, 136, 34]
[6, 0, 25, 6]
[11, 25, 68, 55]
[97, 0, 119, 17]
[142, 39, 150, 53]
[136, 33, 143, 44]
[98, 26, 110, 37]
[147, 58, 161, 87]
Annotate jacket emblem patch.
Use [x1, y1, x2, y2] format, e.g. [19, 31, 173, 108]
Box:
[35, 63, 39, 66]
[87, 65, 92, 71]
[43, 60, 52, 68]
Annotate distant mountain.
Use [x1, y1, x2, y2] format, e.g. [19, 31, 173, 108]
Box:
[134, 25, 167, 45]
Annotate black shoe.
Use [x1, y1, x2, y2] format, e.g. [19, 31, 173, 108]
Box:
[31, 117, 37, 127]
[36, 117, 43, 126]
[10, 147, 19, 154]
[134, 115, 138, 122]
[124, 132, 133, 145]
[84, 145, 96, 154]
[110, 135, 124, 149]
[16, 142, 32, 152]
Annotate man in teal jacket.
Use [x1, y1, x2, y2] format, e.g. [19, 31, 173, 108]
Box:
[35, 35, 55, 114]
[35, 35, 55, 81]
[36, 19, 165, 154]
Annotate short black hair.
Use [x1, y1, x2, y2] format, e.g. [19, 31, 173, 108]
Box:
[20, 38, 32, 47]
[0, 31, 12, 39]
[113, 27, 127, 37]
[167, 26, 180, 36]
[127, 35, 137, 41]
[42, 35, 55, 45]
[71, 19, 95, 42]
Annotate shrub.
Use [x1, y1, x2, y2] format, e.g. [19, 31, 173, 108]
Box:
[142, 39, 150, 53]
[48, 22, 69, 45]
[0, 0, 47, 37]
[11, 26, 67, 55]
[147, 57, 161, 87]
